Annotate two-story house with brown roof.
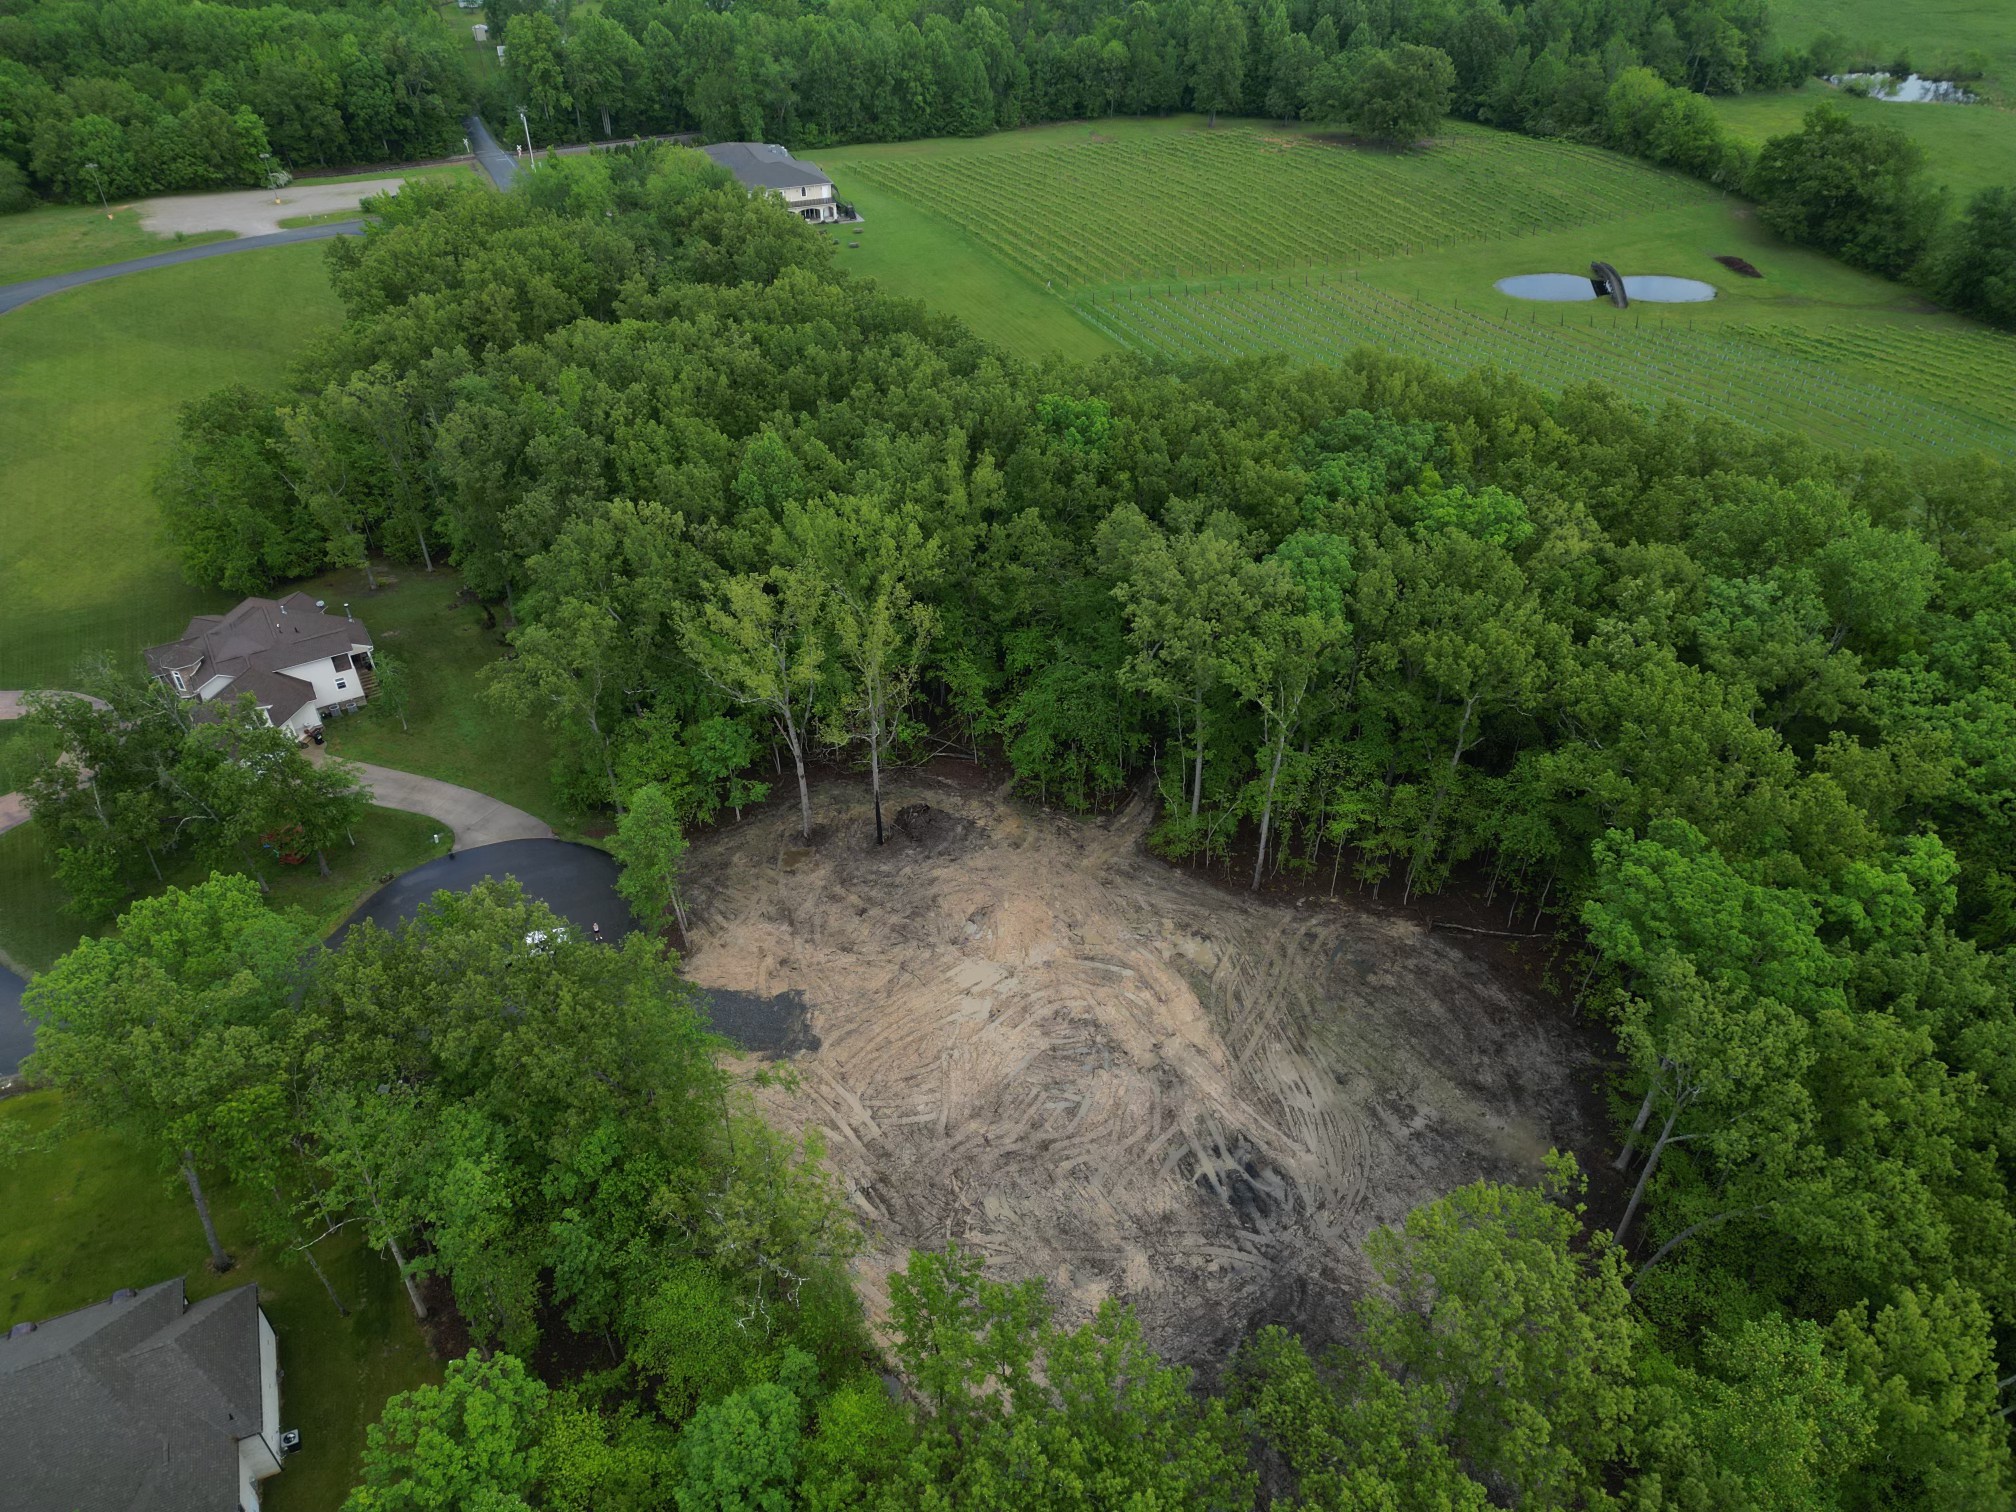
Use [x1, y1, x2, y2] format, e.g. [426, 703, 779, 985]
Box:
[145, 593, 375, 740]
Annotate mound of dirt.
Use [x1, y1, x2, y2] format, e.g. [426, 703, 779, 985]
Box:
[681, 778, 1606, 1367]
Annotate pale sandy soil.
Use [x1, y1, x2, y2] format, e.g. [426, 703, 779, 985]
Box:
[134, 178, 410, 237]
[681, 775, 1606, 1367]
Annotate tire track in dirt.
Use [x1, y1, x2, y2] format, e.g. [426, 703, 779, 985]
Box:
[681, 778, 1602, 1364]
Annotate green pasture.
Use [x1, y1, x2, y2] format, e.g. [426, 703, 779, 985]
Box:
[825, 115, 2016, 458]
[1710, 85, 2016, 203]
[0, 1090, 442, 1511]
[0, 245, 340, 690]
[1767, 0, 2016, 94]
[0, 203, 233, 283]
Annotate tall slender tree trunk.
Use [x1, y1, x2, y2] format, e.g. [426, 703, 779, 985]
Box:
[1190, 702, 1206, 817]
[779, 710, 812, 838]
[600, 104, 613, 136]
[182, 1155, 233, 1272]
[1615, 1072, 1661, 1172]
[1615, 1082, 1695, 1247]
[1404, 696, 1478, 905]
[870, 702, 886, 846]
[415, 523, 433, 573]
[1252, 727, 1291, 891]
[387, 1235, 428, 1320]
[301, 1242, 349, 1316]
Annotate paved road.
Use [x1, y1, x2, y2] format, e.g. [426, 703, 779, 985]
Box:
[0, 964, 27, 1078]
[317, 751, 554, 849]
[465, 114, 524, 190]
[0, 222, 364, 316]
[332, 839, 627, 946]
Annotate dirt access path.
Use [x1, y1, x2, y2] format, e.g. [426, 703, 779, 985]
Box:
[681, 774, 1607, 1367]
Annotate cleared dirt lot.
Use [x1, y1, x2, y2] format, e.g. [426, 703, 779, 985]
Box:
[681, 774, 1606, 1366]
[134, 178, 410, 237]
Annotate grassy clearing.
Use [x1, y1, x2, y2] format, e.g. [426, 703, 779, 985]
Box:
[0, 804, 448, 977]
[1710, 85, 2016, 203]
[0, 203, 234, 283]
[1767, 0, 2016, 94]
[0, 245, 341, 690]
[0, 1090, 443, 1510]
[833, 115, 2016, 458]
[292, 162, 484, 189]
[303, 567, 569, 829]
[279, 208, 377, 229]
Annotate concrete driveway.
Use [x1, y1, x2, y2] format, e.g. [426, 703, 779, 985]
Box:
[136, 178, 412, 238]
[319, 751, 554, 850]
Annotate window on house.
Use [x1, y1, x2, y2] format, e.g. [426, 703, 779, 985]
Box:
[171, 670, 185, 691]
[335, 679, 348, 690]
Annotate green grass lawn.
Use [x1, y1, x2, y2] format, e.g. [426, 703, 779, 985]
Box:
[1767, 0, 2016, 95]
[0, 203, 234, 283]
[301, 566, 569, 829]
[833, 114, 2016, 458]
[0, 1090, 443, 1510]
[291, 162, 485, 189]
[0, 245, 341, 690]
[0, 804, 448, 977]
[1710, 84, 2016, 204]
[279, 208, 381, 229]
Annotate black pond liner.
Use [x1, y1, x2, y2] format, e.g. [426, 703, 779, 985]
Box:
[698, 988, 820, 1058]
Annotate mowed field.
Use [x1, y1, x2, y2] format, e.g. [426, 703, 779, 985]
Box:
[0, 245, 340, 689]
[820, 117, 2016, 458]
[1715, 0, 2016, 204]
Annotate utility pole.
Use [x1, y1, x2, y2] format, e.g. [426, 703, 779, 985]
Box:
[83, 160, 110, 217]
[517, 107, 535, 167]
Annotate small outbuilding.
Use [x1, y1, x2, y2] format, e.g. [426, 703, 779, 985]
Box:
[0, 1277, 288, 1511]
[471, 22, 488, 41]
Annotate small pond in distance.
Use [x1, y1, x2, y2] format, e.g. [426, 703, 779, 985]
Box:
[1495, 273, 1717, 304]
[1828, 73, 1978, 104]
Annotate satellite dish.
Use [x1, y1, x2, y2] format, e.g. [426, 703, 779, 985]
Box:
[315, 600, 327, 609]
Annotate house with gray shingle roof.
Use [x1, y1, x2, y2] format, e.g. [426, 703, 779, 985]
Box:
[700, 141, 850, 223]
[1, 1277, 287, 1511]
[145, 593, 376, 740]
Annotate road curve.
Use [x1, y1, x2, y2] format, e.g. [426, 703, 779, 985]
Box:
[0, 220, 365, 316]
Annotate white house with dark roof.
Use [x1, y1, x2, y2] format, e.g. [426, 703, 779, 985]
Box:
[145, 593, 375, 739]
[0, 1277, 287, 1511]
[700, 141, 850, 223]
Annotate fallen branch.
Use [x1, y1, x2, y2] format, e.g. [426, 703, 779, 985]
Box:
[1426, 919, 1551, 940]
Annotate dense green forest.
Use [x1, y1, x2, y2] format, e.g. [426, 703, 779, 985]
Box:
[0, 0, 468, 203]
[55, 150, 2008, 1503]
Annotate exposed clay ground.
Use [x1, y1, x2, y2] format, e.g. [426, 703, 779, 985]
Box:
[680, 774, 1606, 1366]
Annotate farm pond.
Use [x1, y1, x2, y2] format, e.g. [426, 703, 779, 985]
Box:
[1828, 74, 1979, 104]
[1496, 273, 1717, 303]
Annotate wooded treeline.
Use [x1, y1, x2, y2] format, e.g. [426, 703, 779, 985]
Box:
[496, 0, 1789, 149]
[130, 154, 2016, 1504]
[0, 0, 468, 204]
